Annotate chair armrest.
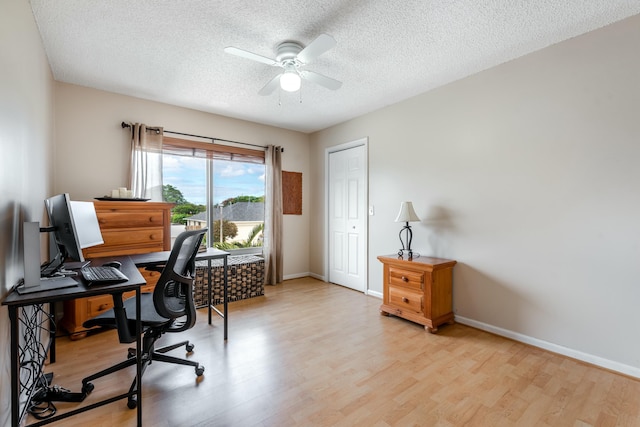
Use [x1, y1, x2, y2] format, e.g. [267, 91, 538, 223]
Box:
[111, 291, 136, 343]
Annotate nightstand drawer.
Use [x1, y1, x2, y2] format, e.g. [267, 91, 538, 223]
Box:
[389, 286, 423, 314]
[389, 267, 423, 291]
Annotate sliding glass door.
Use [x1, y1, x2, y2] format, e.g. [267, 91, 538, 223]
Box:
[162, 142, 265, 254]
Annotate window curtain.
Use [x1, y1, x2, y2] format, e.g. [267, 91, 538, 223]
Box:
[264, 145, 283, 285]
[128, 123, 163, 201]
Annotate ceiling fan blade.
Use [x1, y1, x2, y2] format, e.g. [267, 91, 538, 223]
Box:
[224, 47, 279, 66]
[296, 34, 336, 64]
[258, 74, 282, 96]
[300, 70, 342, 90]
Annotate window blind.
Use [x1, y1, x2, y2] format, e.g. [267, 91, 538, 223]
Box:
[162, 136, 265, 164]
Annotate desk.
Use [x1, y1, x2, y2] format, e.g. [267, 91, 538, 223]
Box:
[131, 248, 230, 339]
[2, 256, 145, 427]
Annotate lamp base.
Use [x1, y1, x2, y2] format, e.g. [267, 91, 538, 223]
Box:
[397, 249, 415, 259]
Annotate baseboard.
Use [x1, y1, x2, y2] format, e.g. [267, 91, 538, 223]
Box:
[306, 272, 325, 281]
[366, 289, 383, 299]
[285, 273, 383, 299]
[455, 316, 640, 379]
[284, 272, 316, 281]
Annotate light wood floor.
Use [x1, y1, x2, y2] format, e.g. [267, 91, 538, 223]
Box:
[34, 277, 639, 426]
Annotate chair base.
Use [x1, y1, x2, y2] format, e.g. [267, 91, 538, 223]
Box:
[81, 335, 204, 408]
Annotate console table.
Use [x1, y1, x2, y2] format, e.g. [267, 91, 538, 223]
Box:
[378, 255, 457, 333]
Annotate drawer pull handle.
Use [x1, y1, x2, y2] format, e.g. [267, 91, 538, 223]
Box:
[402, 297, 409, 303]
[401, 276, 409, 282]
[98, 304, 109, 311]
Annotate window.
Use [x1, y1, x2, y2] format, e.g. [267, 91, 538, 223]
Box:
[161, 137, 265, 253]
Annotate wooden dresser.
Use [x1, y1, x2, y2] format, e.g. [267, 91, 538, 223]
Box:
[378, 255, 457, 333]
[61, 201, 173, 338]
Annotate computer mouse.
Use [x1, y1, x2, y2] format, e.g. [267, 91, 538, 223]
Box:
[102, 260, 122, 269]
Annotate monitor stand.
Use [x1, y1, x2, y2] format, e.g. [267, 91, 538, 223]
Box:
[20, 221, 82, 294]
[16, 276, 78, 295]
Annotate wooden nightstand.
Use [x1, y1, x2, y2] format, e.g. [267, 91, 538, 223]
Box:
[378, 255, 457, 333]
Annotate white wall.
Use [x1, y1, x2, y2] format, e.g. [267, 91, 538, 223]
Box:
[54, 83, 311, 278]
[0, 1, 55, 426]
[309, 14, 640, 376]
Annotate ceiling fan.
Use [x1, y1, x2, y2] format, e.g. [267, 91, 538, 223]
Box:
[224, 34, 342, 95]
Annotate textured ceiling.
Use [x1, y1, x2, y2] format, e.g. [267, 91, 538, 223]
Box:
[29, 1, 640, 133]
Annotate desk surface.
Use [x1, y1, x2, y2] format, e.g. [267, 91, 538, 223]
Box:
[3, 256, 145, 307]
[130, 247, 229, 268]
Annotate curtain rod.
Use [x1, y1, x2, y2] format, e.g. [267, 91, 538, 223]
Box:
[121, 122, 283, 152]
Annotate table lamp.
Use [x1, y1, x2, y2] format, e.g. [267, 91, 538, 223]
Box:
[395, 201, 420, 258]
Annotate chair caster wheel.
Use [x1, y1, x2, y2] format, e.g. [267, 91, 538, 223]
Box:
[186, 343, 194, 352]
[196, 365, 205, 376]
[82, 382, 94, 394]
[127, 396, 137, 409]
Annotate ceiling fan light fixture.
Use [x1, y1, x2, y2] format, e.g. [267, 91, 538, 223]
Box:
[280, 70, 301, 92]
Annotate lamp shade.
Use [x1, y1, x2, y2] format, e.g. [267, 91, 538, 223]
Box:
[280, 70, 301, 92]
[395, 201, 420, 223]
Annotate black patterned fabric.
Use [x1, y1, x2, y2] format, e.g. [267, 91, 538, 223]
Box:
[194, 255, 265, 307]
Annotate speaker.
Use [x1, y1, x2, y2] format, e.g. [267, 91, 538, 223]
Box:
[23, 221, 42, 286]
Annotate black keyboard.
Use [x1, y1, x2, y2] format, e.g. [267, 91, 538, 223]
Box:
[81, 266, 128, 284]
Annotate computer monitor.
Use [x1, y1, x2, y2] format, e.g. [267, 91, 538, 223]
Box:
[19, 194, 105, 294]
[70, 201, 105, 249]
[40, 194, 104, 277]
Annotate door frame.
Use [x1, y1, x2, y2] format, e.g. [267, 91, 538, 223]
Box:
[324, 137, 369, 293]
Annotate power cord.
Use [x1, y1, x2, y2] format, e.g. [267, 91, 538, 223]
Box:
[27, 376, 87, 420]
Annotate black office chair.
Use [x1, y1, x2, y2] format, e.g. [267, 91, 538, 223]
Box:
[81, 228, 207, 409]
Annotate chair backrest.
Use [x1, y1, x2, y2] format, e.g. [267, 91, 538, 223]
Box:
[152, 228, 207, 331]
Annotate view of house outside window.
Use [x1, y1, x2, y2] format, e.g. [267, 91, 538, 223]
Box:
[162, 154, 265, 251]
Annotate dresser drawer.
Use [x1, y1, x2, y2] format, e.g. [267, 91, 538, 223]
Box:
[85, 289, 148, 319]
[389, 286, 423, 314]
[140, 268, 161, 289]
[96, 210, 166, 229]
[389, 267, 423, 291]
[83, 228, 165, 258]
[100, 228, 164, 248]
[86, 294, 116, 318]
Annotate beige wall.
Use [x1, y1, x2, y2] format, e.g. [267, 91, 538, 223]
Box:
[53, 83, 311, 278]
[0, 1, 55, 426]
[310, 14, 640, 376]
[3, 4, 640, 424]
